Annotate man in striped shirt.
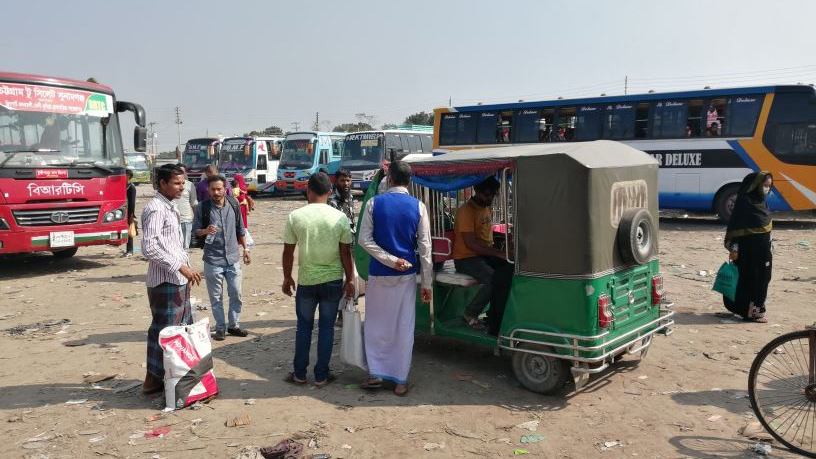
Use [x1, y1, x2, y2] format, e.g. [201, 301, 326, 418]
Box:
[140, 164, 203, 395]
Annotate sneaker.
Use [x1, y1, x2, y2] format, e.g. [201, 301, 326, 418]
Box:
[213, 330, 225, 341]
[124, 252, 133, 258]
[227, 327, 248, 337]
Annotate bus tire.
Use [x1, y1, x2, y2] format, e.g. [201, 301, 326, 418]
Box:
[52, 247, 78, 259]
[511, 344, 570, 395]
[617, 208, 655, 265]
[715, 184, 740, 223]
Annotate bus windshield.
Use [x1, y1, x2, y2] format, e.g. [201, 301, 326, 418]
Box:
[125, 154, 149, 171]
[280, 138, 315, 169]
[0, 107, 123, 168]
[342, 133, 383, 168]
[219, 139, 252, 172]
[183, 141, 214, 169]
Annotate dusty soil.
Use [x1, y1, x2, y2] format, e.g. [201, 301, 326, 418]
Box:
[1, 189, 815, 459]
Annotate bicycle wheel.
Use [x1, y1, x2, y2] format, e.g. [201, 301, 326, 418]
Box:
[749, 329, 816, 457]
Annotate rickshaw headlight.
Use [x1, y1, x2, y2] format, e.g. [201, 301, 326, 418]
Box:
[598, 294, 612, 328]
[651, 275, 665, 306]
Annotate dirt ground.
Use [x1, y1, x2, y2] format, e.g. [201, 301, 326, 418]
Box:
[2, 188, 815, 459]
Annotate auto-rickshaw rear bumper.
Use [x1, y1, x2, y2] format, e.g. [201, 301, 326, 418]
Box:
[497, 305, 675, 366]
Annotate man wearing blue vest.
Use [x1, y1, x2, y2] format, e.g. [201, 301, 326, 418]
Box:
[358, 161, 432, 396]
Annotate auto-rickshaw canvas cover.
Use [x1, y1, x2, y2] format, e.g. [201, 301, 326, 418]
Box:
[408, 141, 659, 277]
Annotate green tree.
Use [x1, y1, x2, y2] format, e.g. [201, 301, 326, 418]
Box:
[333, 122, 373, 133]
[244, 125, 284, 137]
[402, 111, 434, 126]
[381, 123, 398, 129]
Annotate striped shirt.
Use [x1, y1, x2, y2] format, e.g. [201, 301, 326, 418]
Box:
[141, 192, 189, 287]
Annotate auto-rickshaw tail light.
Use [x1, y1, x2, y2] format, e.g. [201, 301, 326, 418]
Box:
[598, 294, 612, 328]
[651, 275, 665, 306]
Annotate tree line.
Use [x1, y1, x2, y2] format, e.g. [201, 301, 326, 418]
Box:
[242, 111, 434, 137]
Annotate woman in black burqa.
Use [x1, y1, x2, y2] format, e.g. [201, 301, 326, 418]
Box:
[723, 171, 774, 323]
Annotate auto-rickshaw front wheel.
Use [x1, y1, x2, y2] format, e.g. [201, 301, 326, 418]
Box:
[511, 344, 570, 395]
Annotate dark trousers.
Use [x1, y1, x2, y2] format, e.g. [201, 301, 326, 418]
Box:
[293, 279, 343, 381]
[454, 256, 513, 334]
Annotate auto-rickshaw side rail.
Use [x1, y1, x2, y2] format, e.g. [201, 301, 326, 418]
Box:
[498, 308, 675, 364]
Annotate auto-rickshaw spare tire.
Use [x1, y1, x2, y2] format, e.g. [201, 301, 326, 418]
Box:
[511, 343, 570, 395]
[617, 208, 655, 265]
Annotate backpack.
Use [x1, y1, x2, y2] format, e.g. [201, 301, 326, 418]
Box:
[194, 195, 242, 249]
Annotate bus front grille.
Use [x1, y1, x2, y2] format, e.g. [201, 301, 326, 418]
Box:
[13, 207, 100, 226]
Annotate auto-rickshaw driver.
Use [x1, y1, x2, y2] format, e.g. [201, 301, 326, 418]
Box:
[452, 177, 514, 335]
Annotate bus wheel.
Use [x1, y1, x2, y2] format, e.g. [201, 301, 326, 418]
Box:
[715, 184, 740, 223]
[511, 344, 570, 395]
[617, 208, 655, 265]
[52, 247, 78, 259]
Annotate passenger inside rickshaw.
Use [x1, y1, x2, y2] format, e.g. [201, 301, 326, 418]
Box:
[435, 177, 514, 335]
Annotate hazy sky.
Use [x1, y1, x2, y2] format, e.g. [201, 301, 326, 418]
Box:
[5, 0, 815, 151]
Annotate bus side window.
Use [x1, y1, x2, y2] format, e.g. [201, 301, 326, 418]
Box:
[385, 133, 402, 160]
[496, 111, 513, 143]
[635, 103, 650, 138]
[440, 115, 457, 145]
[420, 134, 432, 152]
[539, 108, 555, 142]
[575, 105, 602, 141]
[408, 134, 421, 153]
[728, 95, 763, 137]
[602, 103, 635, 140]
[556, 107, 576, 141]
[257, 153, 268, 171]
[319, 149, 329, 166]
[456, 113, 477, 144]
[685, 99, 704, 137]
[476, 112, 498, 144]
[514, 109, 540, 143]
[706, 98, 726, 137]
[653, 100, 688, 138]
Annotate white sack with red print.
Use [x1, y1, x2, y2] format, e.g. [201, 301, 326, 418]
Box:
[159, 318, 218, 410]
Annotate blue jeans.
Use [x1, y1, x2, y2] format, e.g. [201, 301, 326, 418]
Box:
[204, 262, 243, 332]
[293, 279, 343, 381]
[180, 221, 193, 249]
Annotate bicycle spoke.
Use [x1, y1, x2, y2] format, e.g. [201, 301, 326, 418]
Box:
[782, 394, 810, 439]
[757, 367, 807, 392]
[766, 398, 810, 429]
[774, 398, 811, 438]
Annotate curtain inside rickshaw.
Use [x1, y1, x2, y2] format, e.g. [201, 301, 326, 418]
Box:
[410, 160, 513, 192]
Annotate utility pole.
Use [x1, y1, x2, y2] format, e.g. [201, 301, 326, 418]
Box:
[291, 121, 300, 131]
[624, 76, 628, 95]
[174, 107, 183, 148]
[449, 96, 452, 107]
[313, 111, 319, 131]
[147, 122, 158, 156]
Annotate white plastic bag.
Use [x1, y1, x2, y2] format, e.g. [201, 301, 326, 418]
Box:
[159, 317, 219, 410]
[340, 299, 367, 371]
[244, 229, 255, 249]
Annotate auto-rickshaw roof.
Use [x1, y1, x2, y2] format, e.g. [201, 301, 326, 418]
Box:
[407, 141, 657, 173]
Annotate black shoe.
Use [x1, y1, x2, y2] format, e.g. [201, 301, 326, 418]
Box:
[213, 330, 226, 341]
[227, 327, 248, 337]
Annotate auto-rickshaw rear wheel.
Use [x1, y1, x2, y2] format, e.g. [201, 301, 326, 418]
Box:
[511, 344, 570, 394]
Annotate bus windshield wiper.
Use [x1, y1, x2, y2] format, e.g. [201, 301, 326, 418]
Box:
[0, 149, 60, 168]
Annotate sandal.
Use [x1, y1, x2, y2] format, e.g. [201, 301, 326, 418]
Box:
[394, 383, 414, 397]
[314, 373, 337, 388]
[463, 316, 486, 331]
[360, 378, 383, 390]
[284, 372, 307, 386]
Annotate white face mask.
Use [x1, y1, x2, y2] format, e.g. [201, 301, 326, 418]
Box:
[763, 186, 771, 196]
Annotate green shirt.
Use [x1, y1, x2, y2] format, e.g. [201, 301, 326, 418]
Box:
[283, 203, 353, 286]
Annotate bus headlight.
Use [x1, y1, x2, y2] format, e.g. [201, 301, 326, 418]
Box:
[245, 177, 253, 183]
[104, 205, 127, 223]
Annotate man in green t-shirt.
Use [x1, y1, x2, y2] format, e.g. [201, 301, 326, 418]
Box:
[282, 172, 355, 387]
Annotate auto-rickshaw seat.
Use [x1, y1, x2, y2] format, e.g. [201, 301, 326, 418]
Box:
[434, 260, 478, 287]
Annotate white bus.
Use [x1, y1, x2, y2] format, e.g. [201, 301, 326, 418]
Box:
[218, 136, 283, 193]
[340, 127, 433, 191]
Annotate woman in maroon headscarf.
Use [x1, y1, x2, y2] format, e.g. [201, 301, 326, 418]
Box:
[232, 174, 254, 228]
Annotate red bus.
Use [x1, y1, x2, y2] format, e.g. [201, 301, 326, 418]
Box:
[0, 72, 146, 258]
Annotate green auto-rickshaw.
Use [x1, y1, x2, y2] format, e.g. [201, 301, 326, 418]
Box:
[125, 152, 153, 185]
[353, 141, 674, 394]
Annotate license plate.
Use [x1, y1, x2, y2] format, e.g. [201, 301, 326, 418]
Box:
[352, 183, 361, 189]
[50, 231, 75, 248]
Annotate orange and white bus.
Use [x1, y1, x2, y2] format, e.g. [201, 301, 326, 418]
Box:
[434, 85, 816, 220]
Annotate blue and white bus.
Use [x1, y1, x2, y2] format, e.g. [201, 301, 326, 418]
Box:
[275, 131, 346, 193]
[434, 85, 816, 221]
